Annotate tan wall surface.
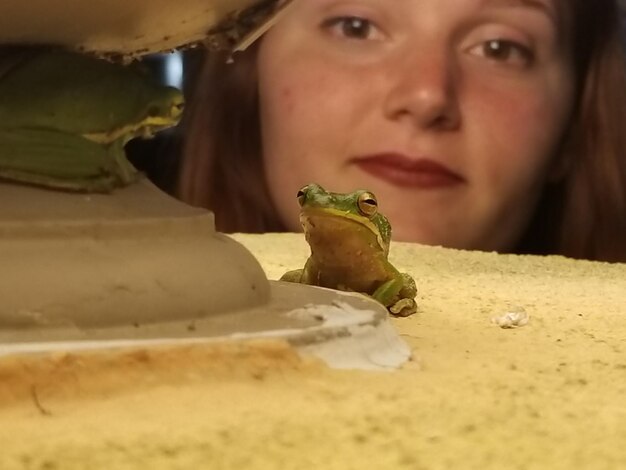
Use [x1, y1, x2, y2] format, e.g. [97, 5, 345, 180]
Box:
[1, 232, 624, 470]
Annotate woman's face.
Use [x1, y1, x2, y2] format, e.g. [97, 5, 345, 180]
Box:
[257, 0, 575, 251]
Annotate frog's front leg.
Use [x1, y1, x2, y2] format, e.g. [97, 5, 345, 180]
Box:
[280, 268, 304, 283]
[106, 138, 139, 186]
[373, 273, 417, 317]
[281, 257, 321, 285]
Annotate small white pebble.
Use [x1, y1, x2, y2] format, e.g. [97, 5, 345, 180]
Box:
[491, 307, 529, 329]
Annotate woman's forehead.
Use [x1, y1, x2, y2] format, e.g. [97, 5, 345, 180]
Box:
[289, 0, 566, 18]
[482, 0, 556, 14]
[294, 0, 573, 33]
[480, 0, 570, 29]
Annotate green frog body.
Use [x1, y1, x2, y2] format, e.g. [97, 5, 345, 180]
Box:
[0, 48, 184, 192]
[281, 183, 417, 317]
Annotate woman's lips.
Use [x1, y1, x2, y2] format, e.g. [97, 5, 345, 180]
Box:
[352, 153, 465, 189]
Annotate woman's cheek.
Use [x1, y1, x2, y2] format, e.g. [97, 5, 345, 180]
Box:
[275, 85, 296, 117]
[471, 67, 574, 167]
[265, 70, 328, 128]
[471, 85, 560, 181]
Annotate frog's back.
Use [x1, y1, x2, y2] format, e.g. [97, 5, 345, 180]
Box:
[0, 49, 173, 134]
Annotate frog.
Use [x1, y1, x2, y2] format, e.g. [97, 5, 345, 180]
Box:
[0, 47, 184, 192]
[280, 183, 417, 317]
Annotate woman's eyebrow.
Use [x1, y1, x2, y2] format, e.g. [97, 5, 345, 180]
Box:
[484, 0, 556, 23]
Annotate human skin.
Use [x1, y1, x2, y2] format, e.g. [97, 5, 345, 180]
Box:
[257, 0, 575, 251]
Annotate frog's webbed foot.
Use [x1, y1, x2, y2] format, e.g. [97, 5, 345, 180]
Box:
[389, 298, 417, 317]
[280, 269, 304, 283]
[390, 273, 418, 317]
[372, 273, 418, 317]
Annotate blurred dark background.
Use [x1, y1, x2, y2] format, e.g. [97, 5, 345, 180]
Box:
[125, 49, 204, 196]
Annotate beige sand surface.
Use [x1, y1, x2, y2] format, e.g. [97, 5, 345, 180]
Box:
[1, 233, 625, 469]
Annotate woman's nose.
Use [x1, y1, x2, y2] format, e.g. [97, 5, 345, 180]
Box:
[382, 49, 461, 131]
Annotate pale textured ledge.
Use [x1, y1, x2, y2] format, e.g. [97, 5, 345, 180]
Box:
[0, 0, 258, 56]
[1, 233, 625, 470]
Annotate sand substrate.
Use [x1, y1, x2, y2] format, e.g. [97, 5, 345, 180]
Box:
[0, 233, 624, 469]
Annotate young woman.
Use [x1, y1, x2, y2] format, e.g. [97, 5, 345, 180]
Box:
[178, 0, 626, 262]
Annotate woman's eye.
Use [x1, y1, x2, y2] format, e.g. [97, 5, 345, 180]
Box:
[470, 39, 534, 67]
[321, 16, 383, 41]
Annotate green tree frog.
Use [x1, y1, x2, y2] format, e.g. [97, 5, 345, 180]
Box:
[281, 183, 418, 317]
[0, 48, 184, 192]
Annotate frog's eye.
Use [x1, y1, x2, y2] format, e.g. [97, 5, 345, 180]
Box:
[297, 187, 307, 206]
[357, 192, 378, 217]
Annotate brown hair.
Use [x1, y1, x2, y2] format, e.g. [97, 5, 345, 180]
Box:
[517, 0, 626, 262]
[178, 1, 626, 262]
[177, 43, 284, 233]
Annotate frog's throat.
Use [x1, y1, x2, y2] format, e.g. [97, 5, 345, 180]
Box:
[83, 115, 180, 144]
[300, 207, 386, 253]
